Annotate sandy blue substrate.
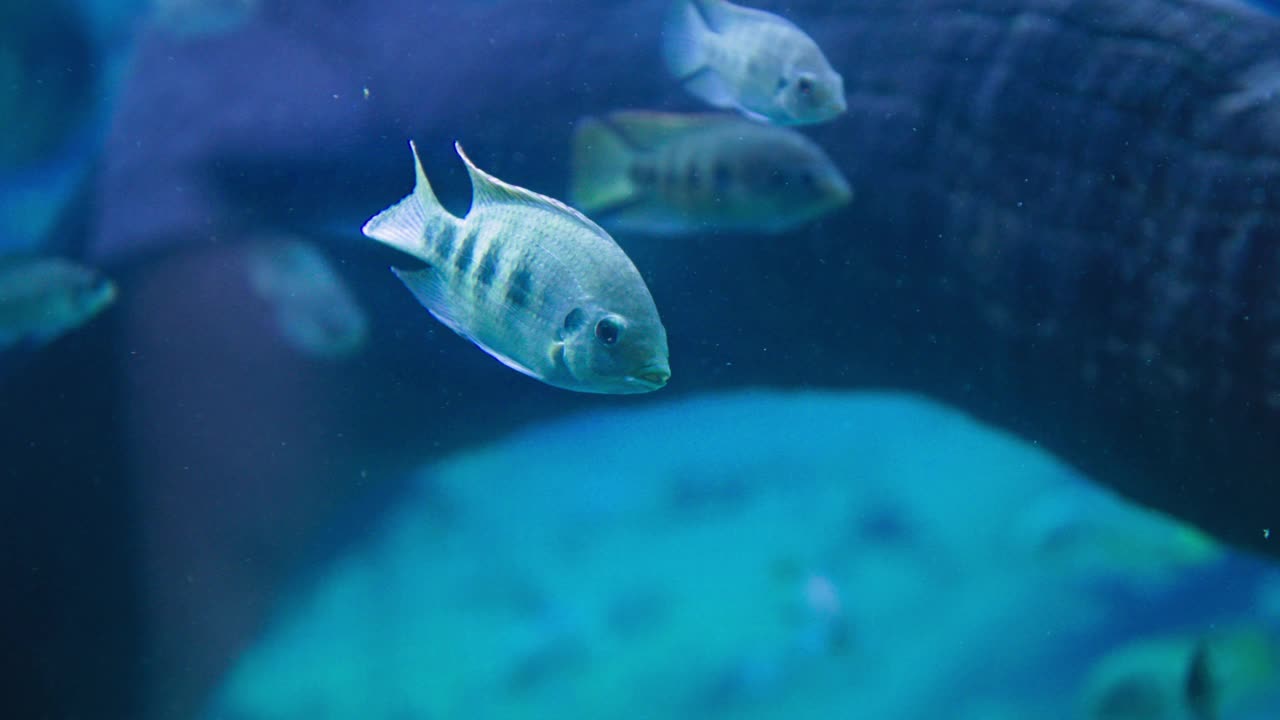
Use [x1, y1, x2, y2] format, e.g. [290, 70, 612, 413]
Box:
[206, 389, 1280, 720]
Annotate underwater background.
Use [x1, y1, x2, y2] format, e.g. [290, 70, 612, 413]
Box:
[5, 1, 1280, 719]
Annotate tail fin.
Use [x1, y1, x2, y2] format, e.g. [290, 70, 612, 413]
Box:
[570, 117, 640, 214]
[361, 141, 449, 258]
[662, 0, 713, 81]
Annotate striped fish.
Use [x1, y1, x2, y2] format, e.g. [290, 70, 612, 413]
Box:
[571, 111, 851, 235]
[361, 142, 670, 394]
[663, 0, 846, 125]
[245, 237, 368, 359]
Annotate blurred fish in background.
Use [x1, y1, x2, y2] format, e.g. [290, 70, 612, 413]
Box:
[1009, 484, 1224, 586]
[150, 0, 259, 37]
[245, 237, 368, 359]
[0, 256, 116, 349]
[0, 0, 101, 255]
[662, 0, 846, 124]
[571, 111, 851, 235]
[6, 1, 1280, 720]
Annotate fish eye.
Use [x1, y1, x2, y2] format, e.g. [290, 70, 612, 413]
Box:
[595, 317, 621, 346]
[797, 77, 814, 95]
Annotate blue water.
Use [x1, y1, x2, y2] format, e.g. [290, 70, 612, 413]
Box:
[5, 2, 1280, 720]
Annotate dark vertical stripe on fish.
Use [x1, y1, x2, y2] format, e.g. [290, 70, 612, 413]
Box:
[506, 264, 534, 309]
[454, 228, 478, 275]
[434, 224, 455, 263]
[475, 241, 499, 287]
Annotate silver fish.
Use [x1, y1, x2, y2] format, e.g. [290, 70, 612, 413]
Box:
[571, 111, 851, 235]
[0, 256, 116, 349]
[362, 142, 670, 394]
[245, 237, 368, 359]
[662, 0, 846, 125]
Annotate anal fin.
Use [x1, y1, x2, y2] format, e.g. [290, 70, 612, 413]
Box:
[391, 266, 544, 382]
[392, 267, 467, 337]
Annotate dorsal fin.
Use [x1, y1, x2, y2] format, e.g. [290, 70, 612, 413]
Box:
[361, 140, 452, 259]
[601, 110, 737, 150]
[692, 0, 734, 32]
[453, 142, 610, 236]
[699, 0, 799, 33]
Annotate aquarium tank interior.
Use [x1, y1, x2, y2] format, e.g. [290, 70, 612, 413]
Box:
[4, 1, 1280, 718]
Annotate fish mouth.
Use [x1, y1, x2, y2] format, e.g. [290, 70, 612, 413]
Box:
[628, 364, 671, 389]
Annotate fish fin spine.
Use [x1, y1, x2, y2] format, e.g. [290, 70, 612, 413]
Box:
[362, 140, 454, 259]
[453, 142, 611, 237]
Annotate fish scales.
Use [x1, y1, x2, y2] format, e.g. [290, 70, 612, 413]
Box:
[504, 263, 535, 311]
[363, 142, 669, 394]
[460, 206, 566, 330]
[430, 222, 457, 265]
[714, 15, 799, 107]
[452, 225, 479, 276]
[663, 0, 846, 124]
[0, 257, 116, 347]
[570, 111, 851, 234]
[472, 234, 500, 289]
